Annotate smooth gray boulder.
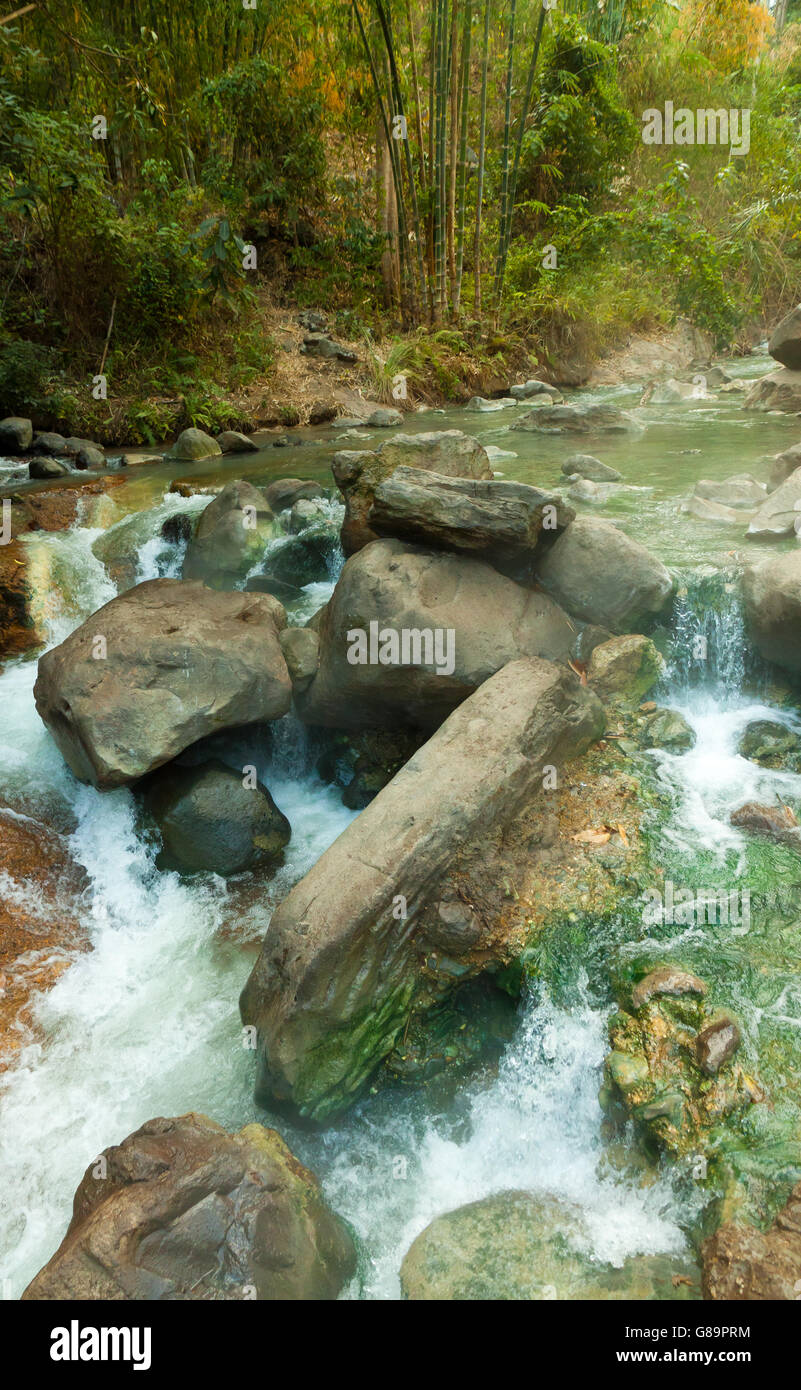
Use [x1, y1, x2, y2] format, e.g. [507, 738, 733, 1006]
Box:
[279, 626, 319, 692]
[368, 465, 572, 573]
[0, 416, 33, 452]
[562, 453, 622, 483]
[333, 430, 492, 554]
[182, 480, 275, 587]
[32, 431, 67, 455]
[34, 579, 291, 788]
[28, 456, 69, 479]
[537, 517, 673, 632]
[166, 427, 222, 461]
[746, 468, 801, 539]
[743, 550, 801, 673]
[295, 537, 579, 731]
[768, 304, 801, 371]
[264, 478, 325, 513]
[769, 442, 801, 490]
[240, 657, 604, 1119]
[216, 430, 258, 453]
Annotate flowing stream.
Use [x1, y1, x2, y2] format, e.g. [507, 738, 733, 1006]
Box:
[2, 361, 800, 1299]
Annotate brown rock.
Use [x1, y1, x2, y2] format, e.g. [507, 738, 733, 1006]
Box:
[632, 967, 708, 1011]
[22, 1113, 356, 1300]
[0, 541, 41, 664]
[264, 478, 326, 513]
[730, 800, 801, 845]
[695, 1017, 741, 1076]
[703, 1182, 801, 1300]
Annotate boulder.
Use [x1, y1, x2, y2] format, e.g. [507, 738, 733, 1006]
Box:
[566, 478, 624, 506]
[22, 1113, 356, 1301]
[739, 719, 801, 772]
[333, 430, 493, 555]
[743, 551, 801, 672]
[182, 480, 275, 588]
[631, 967, 707, 1011]
[240, 658, 604, 1119]
[587, 635, 663, 704]
[465, 396, 515, 412]
[257, 522, 340, 590]
[264, 478, 326, 513]
[769, 442, 801, 490]
[309, 400, 337, 425]
[512, 403, 642, 435]
[747, 469, 801, 539]
[296, 538, 580, 732]
[288, 497, 329, 532]
[279, 626, 319, 693]
[768, 304, 801, 371]
[693, 475, 766, 510]
[400, 1191, 699, 1301]
[562, 453, 622, 483]
[366, 407, 403, 427]
[142, 759, 291, 877]
[160, 513, 194, 545]
[537, 517, 673, 632]
[216, 430, 258, 453]
[368, 465, 572, 574]
[29, 456, 69, 479]
[300, 333, 357, 362]
[32, 431, 67, 455]
[0, 416, 33, 452]
[510, 379, 561, 401]
[0, 540, 42, 662]
[73, 444, 105, 470]
[703, 1182, 801, 1300]
[642, 378, 708, 404]
[743, 367, 801, 413]
[730, 801, 801, 847]
[638, 706, 696, 751]
[696, 1017, 741, 1077]
[34, 579, 291, 789]
[682, 495, 743, 524]
[166, 427, 222, 461]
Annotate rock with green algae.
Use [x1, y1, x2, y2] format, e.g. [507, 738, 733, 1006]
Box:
[703, 1180, 801, 1300]
[739, 719, 801, 773]
[600, 970, 759, 1159]
[587, 634, 664, 704]
[637, 707, 696, 752]
[400, 1191, 700, 1300]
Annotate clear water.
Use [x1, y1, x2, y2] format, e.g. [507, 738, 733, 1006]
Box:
[1, 358, 800, 1298]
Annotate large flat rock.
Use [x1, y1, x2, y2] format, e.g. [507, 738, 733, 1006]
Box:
[746, 466, 801, 538]
[240, 657, 604, 1119]
[34, 579, 291, 788]
[536, 517, 673, 632]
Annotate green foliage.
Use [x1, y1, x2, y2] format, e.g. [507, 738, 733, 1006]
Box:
[0, 337, 57, 417]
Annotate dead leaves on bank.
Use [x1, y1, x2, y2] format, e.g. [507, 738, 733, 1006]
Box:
[572, 821, 629, 849]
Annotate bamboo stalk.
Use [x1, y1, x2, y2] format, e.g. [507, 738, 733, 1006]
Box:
[473, 0, 491, 317]
[493, 0, 517, 317]
[495, 1, 547, 311]
[453, 0, 473, 316]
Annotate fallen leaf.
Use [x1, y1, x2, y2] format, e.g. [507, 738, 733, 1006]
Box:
[572, 828, 611, 846]
[567, 659, 588, 685]
[617, 822, 629, 846]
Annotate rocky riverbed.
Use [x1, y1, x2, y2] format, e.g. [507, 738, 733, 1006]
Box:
[3, 323, 801, 1300]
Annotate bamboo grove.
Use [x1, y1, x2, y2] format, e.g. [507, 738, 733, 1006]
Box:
[352, 0, 551, 325]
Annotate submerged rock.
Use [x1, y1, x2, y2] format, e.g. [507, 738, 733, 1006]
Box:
[241, 658, 604, 1119]
[537, 518, 673, 633]
[182, 479, 274, 588]
[34, 579, 291, 789]
[366, 406, 403, 427]
[730, 801, 801, 846]
[693, 475, 766, 510]
[257, 522, 339, 589]
[703, 1181, 801, 1300]
[22, 1113, 356, 1300]
[296, 537, 579, 732]
[512, 403, 642, 435]
[561, 453, 622, 482]
[400, 1191, 699, 1301]
[166, 427, 222, 461]
[682, 495, 743, 524]
[333, 430, 493, 555]
[142, 759, 291, 877]
[316, 727, 423, 810]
